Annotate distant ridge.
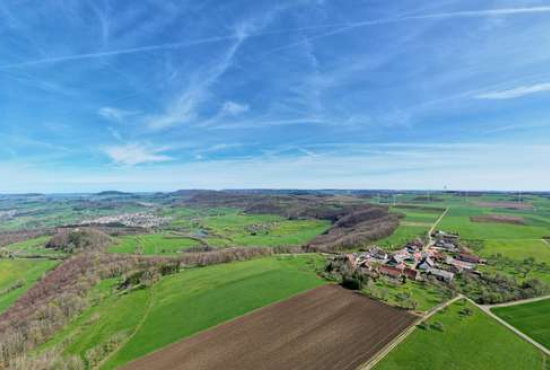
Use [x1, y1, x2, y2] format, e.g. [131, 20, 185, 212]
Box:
[95, 190, 134, 196]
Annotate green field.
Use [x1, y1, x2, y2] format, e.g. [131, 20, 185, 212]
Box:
[198, 211, 330, 247]
[493, 298, 550, 350]
[0, 258, 58, 314]
[5, 236, 66, 257]
[481, 239, 550, 263]
[42, 255, 327, 369]
[438, 205, 550, 240]
[375, 300, 547, 370]
[363, 279, 449, 312]
[159, 208, 330, 249]
[107, 233, 202, 255]
[375, 206, 443, 249]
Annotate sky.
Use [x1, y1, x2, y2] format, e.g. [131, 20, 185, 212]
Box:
[1, 0, 550, 193]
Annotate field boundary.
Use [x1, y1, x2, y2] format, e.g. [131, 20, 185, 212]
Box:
[484, 294, 550, 309]
[120, 284, 415, 370]
[94, 285, 155, 369]
[357, 294, 462, 370]
[467, 297, 550, 356]
[115, 281, 330, 369]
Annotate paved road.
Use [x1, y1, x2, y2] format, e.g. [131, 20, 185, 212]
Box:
[357, 294, 463, 370]
[466, 297, 550, 357]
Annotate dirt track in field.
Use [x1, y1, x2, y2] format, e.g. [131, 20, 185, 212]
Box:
[121, 285, 415, 370]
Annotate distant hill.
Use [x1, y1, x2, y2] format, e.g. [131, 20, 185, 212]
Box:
[96, 190, 134, 196]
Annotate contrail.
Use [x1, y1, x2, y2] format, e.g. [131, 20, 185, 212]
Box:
[2, 6, 550, 69]
[0, 35, 241, 69]
[251, 6, 550, 60]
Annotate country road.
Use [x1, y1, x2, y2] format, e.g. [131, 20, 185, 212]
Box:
[466, 297, 550, 357]
[483, 294, 550, 309]
[357, 294, 463, 370]
[426, 207, 449, 248]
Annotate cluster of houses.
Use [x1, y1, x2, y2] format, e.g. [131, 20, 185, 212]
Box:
[336, 230, 483, 284]
[79, 212, 172, 228]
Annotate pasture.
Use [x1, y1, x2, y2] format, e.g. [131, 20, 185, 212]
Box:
[120, 285, 415, 370]
[0, 258, 58, 314]
[41, 256, 327, 369]
[375, 300, 547, 370]
[492, 298, 550, 350]
[430, 203, 550, 265]
[375, 206, 443, 249]
[481, 239, 550, 263]
[197, 210, 330, 247]
[363, 280, 449, 312]
[5, 236, 66, 257]
[107, 233, 202, 255]
[157, 207, 330, 249]
[438, 205, 550, 240]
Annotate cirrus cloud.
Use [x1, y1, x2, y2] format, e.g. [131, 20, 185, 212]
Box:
[475, 82, 550, 100]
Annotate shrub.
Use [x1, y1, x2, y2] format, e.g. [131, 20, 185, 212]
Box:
[431, 321, 445, 332]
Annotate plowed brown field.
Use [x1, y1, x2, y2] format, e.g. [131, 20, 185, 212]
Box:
[121, 285, 415, 370]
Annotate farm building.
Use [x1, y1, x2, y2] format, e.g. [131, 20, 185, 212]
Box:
[428, 268, 455, 282]
[379, 265, 404, 280]
[457, 254, 482, 264]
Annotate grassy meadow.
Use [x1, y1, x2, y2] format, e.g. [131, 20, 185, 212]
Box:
[375, 206, 443, 249]
[40, 255, 327, 369]
[5, 236, 66, 257]
[109, 208, 330, 253]
[363, 279, 449, 312]
[438, 205, 550, 241]
[107, 233, 202, 255]
[481, 239, 550, 264]
[492, 298, 550, 350]
[0, 258, 58, 314]
[375, 299, 547, 370]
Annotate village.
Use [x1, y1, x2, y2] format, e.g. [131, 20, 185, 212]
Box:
[331, 230, 484, 285]
[78, 212, 172, 228]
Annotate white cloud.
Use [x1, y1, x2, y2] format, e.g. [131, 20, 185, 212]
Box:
[475, 82, 550, 100]
[3, 143, 550, 193]
[98, 107, 138, 122]
[104, 143, 173, 166]
[221, 101, 249, 115]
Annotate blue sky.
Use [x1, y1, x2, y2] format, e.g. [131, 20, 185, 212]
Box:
[1, 0, 550, 193]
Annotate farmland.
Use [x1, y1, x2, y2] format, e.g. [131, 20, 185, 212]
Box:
[1, 191, 550, 369]
[481, 239, 550, 264]
[167, 208, 331, 248]
[375, 300, 548, 370]
[492, 298, 550, 350]
[105, 211, 330, 255]
[41, 256, 327, 369]
[4, 236, 66, 257]
[120, 285, 415, 370]
[107, 233, 201, 255]
[0, 258, 58, 314]
[362, 279, 449, 312]
[438, 205, 550, 240]
[375, 206, 443, 249]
